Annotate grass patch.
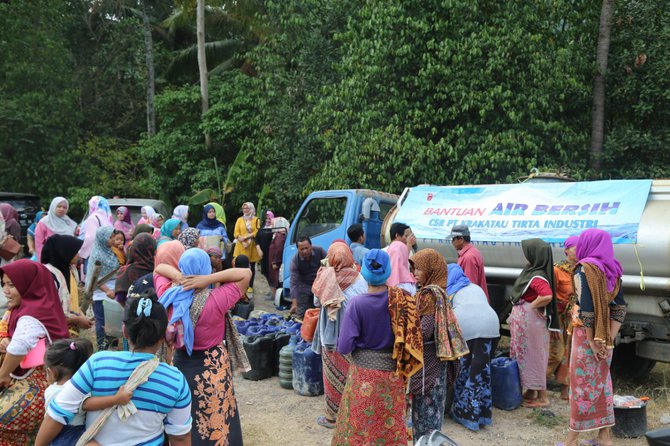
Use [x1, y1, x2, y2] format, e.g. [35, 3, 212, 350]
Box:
[527, 408, 566, 428]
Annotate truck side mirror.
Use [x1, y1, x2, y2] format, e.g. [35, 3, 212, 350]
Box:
[361, 198, 380, 221]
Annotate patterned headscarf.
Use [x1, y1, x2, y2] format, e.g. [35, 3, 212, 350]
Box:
[409, 248, 446, 289]
[178, 228, 201, 249]
[43, 197, 77, 235]
[85, 226, 120, 290]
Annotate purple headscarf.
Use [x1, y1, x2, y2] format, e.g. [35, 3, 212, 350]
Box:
[564, 236, 579, 249]
[576, 229, 623, 292]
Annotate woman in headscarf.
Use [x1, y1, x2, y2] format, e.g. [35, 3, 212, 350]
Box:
[137, 205, 156, 226]
[161, 248, 251, 446]
[0, 204, 21, 265]
[172, 205, 190, 231]
[268, 217, 289, 299]
[257, 211, 274, 280]
[113, 206, 135, 244]
[153, 240, 186, 298]
[232, 202, 261, 295]
[386, 238, 417, 294]
[508, 238, 560, 408]
[158, 218, 182, 247]
[311, 241, 367, 429]
[35, 197, 78, 262]
[150, 213, 164, 229]
[27, 210, 46, 261]
[0, 260, 68, 445]
[133, 223, 156, 240]
[196, 204, 230, 257]
[206, 202, 226, 225]
[0, 204, 20, 243]
[447, 263, 500, 431]
[86, 226, 120, 351]
[79, 196, 113, 263]
[41, 234, 93, 336]
[548, 236, 579, 400]
[178, 228, 201, 250]
[333, 249, 423, 446]
[560, 229, 625, 446]
[114, 233, 156, 307]
[408, 249, 468, 440]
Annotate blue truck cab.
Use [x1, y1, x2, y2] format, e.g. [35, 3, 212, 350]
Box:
[280, 189, 398, 302]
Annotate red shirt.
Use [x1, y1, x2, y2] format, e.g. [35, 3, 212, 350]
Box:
[457, 244, 489, 300]
[521, 277, 552, 303]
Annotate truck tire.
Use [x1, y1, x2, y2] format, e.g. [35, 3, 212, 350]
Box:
[611, 343, 656, 382]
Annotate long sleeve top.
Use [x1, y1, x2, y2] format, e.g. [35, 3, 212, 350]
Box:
[337, 290, 394, 355]
[289, 246, 327, 299]
[574, 265, 626, 328]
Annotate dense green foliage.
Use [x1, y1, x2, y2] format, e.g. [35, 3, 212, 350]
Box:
[0, 0, 668, 220]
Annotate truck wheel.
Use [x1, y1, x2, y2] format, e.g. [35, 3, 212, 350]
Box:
[611, 343, 656, 382]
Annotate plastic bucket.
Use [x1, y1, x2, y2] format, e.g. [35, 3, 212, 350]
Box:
[613, 404, 647, 438]
[102, 298, 124, 338]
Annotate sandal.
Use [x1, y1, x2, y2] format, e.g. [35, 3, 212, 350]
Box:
[523, 399, 551, 408]
[316, 415, 335, 429]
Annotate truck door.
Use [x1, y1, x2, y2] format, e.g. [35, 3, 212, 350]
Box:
[282, 196, 350, 292]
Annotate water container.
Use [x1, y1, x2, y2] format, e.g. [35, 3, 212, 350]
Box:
[281, 320, 301, 336]
[233, 300, 255, 319]
[235, 319, 259, 336]
[242, 335, 273, 381]
[279, 335, 298, 389]
[270, 332, 291, 376]
[491, 356, 522, 410]
[102, 298, 124, 338]
[300, 309, 319, 342]
[292, 341, 324, 396]
[613, 404, 647, 438]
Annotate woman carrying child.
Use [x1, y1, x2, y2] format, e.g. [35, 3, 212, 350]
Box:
[36, 292, 192, 445]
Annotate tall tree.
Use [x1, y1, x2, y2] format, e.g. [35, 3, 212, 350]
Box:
[196, 0, 212, 147]
[142, 1, 157, 136]
[590, 0, 615, 171]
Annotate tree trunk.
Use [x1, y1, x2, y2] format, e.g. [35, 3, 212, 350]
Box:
[196, 0, 211, 148]
[141, 1, 156, 136]
[590, 0, 615, 172]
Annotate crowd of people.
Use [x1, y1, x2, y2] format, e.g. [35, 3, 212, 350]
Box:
[0, 195, 627, 446]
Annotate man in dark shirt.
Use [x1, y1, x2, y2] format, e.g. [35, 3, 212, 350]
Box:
[289, 236, 327, 318]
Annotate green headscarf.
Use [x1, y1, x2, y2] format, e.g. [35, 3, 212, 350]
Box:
[207, 202, 226, 225]
[509, 238, 559, 330]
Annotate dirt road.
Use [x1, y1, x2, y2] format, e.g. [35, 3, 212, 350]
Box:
[235, 275, 667, 446]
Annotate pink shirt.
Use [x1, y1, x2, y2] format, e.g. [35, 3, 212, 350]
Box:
[192, 283, 242, 351]
[154, 274, 174, 298]
[457, 244, 489, 300]
[34, 222, 55, 262]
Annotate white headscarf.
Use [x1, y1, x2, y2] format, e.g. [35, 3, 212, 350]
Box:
[43, 197, 77, 235]
[242, 202, 256, 221]
[271, 217, 290, 240]
[172, 205, 189, 224]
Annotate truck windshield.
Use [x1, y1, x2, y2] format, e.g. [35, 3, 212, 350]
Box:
[292, 197, 347, 243]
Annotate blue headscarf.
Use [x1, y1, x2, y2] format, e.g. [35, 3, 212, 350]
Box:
[160, 218, 181, 239]
[196, 204, 224, 231]
[361, 249, 392, 286]
[158, 248, 211, 355]
[446, 263, 471, 295]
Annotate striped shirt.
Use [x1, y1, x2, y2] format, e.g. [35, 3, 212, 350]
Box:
[48, 351, 191, 446]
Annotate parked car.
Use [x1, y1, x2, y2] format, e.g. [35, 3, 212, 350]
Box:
[0, 192, 42, 249]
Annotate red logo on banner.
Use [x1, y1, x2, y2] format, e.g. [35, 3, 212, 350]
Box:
[427, 193, 433, 201]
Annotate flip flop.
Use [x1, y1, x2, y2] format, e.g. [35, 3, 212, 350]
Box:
[316, 415, 335, 429]
[523, 399, 551, 408]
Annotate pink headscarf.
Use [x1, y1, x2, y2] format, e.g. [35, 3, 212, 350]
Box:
[576, 229, 623, 292]
[386, 240, 416, 286]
